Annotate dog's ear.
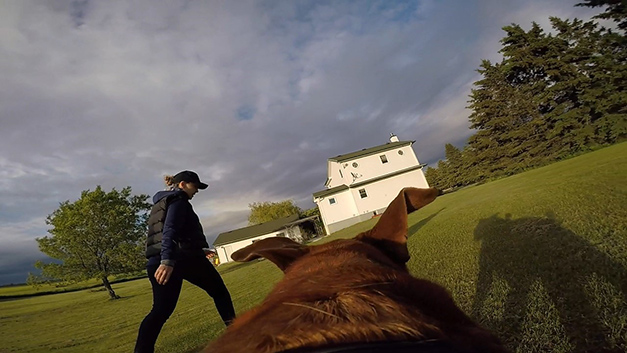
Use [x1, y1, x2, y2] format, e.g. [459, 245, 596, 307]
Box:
[356, 187, 440, 264]
[231, 237, 310, 272]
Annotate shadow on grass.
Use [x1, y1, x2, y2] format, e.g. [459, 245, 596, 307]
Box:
[473, 214, 627, 353]
[408, 208, 444, 238]
[0, 275, 147, 301]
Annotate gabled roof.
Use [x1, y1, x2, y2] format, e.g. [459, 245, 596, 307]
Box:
[213, 214, 300, 246]
[312, 184, 349, 199]
[328, 140, 414, 163]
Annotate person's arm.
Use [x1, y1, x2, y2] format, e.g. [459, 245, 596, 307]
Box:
[155, 197, 186, 285]
[200, 233, 210, 249]
[195, 210, 211, 253]
[204, 248, 216, 258]
[161, 197, 187, 266]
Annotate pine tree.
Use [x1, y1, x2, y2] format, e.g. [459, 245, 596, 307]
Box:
[429, 1, 626, 186]
[468, 57, 541, 177]
[577, 0, 627, 31]
[550, 17, 626, 146]
[468, 17, 625, 173]
[424, 166, 443, 189]
[443, 143, 465, 187]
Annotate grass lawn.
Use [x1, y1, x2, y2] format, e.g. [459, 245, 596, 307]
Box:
[1, 142, 625, 353]
[0, 273, 145, 298]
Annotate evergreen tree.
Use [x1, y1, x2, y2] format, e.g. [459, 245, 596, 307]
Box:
[547, 17, 626, 149]
[468, 56, 541, 177]
[443, 143, 466, 187]
[423, 0, 626, 187]
[435, 159, 453, 189]
[424, 166, 442, 189]
[577, 0, 627, 31]
[469, 17, 625, 172]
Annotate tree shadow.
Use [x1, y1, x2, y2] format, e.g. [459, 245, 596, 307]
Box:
[408, 208, 445, 238]
[472, 213, 627, 353]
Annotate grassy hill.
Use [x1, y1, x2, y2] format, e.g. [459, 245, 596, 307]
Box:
[1, 142, 625, 353]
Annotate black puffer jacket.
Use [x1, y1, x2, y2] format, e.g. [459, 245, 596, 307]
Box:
[145, 189, 209, 266]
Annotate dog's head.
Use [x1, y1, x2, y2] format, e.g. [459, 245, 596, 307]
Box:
[210, 187, 506, 353]
[232, 187, 441, 271]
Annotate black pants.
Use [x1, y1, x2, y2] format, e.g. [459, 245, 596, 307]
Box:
[134, 257, 236, 353]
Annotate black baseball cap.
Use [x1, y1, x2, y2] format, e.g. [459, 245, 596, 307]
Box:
[173, 170, 208, 189]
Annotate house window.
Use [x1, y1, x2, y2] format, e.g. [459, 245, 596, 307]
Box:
[398, 150, 404, 155]
[329, 198, 336, 205]
[352, 162, 359, 168]
[359, 189, 368, 198]
[380, 155, 388, 163]
[339, 170, 343, 178]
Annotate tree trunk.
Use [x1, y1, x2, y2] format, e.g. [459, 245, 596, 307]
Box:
[102, 276, 120, 299]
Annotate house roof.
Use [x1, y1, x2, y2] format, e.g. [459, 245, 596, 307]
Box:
[284, 215, 320, 227]
[328, 140, 414, 163]
[312, 184, 349, 199]
[213, 214, 300, 246]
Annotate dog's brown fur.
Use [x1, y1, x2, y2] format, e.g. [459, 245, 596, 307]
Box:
[204, 188, 507, 353]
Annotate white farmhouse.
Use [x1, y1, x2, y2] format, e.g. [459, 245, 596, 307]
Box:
[312, 134, 429, 234]
[212, 214, 323, 264]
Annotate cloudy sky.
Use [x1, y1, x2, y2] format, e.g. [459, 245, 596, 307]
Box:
[0, 0, 600, 285]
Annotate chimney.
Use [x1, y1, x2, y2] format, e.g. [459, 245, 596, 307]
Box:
[389, 133, 399, 142]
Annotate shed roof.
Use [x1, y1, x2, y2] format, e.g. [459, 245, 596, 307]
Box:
[213, 214, 300, 246]
[328, 140, 413, 163]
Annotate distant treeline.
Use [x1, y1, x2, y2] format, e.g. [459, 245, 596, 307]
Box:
[425, 1, 626, 190]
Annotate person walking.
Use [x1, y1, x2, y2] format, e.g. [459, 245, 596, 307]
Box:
[135, 170, 236, 353]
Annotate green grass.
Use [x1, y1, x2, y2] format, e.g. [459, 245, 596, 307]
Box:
[0, 273, 145, 298]
[0, 260, 283, 353]
[1, 142, 626, 353]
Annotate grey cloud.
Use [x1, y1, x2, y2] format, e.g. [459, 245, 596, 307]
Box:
[0, 253, 51, 286]
[0, 0, 599, 284]
[0, 233, 49, 285]
[199, 209, 251, 244]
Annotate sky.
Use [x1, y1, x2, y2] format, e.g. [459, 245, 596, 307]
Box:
[0, 0, 601, 285]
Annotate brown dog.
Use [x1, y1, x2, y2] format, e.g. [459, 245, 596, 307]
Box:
[204, 188, 507, 353]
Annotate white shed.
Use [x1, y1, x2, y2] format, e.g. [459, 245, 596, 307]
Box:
[212, 214, 324, 264]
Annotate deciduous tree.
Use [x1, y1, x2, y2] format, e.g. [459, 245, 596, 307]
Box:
[248, 200, 301, 225]
[34, 186, 150, 299]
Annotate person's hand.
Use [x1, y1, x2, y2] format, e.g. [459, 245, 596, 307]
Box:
[155, 264, 174, 285]
[204, 248, 216, 258]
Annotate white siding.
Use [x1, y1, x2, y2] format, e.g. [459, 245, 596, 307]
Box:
[327, 161, 348, 188]
[313, 139, 429, 234]
[314, 189, 357, 234]
[215, 229, 288, 264]
[352, 169, 429, 215]
[343, 145, 418, 185]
